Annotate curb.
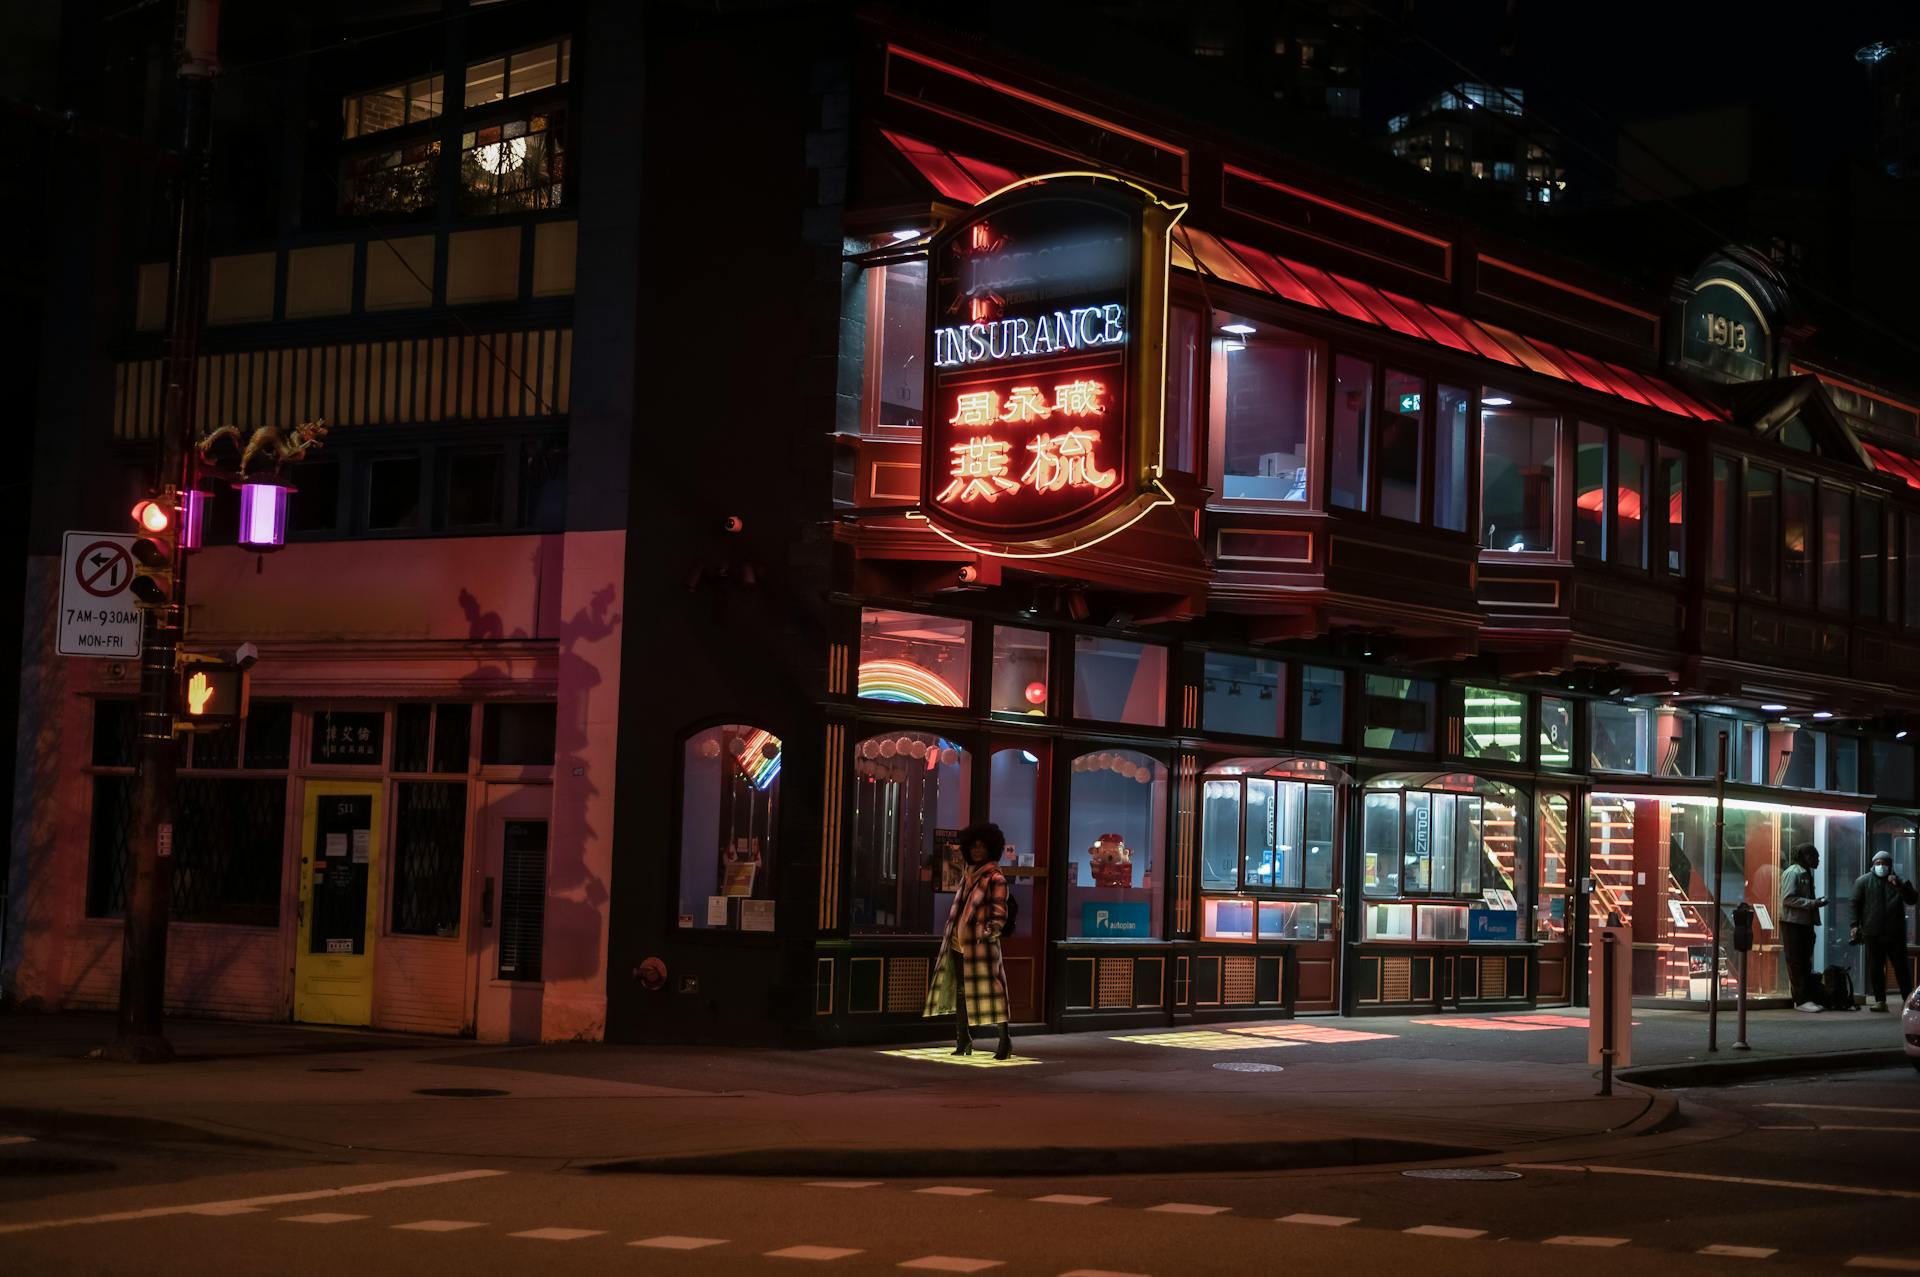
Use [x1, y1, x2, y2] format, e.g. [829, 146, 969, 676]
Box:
[1619, 1047, 1908, 1088]
[584, 1136, 1485, 1178]
[0, 1106, 292, 1151]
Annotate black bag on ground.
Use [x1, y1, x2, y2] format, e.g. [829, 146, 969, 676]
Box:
[1822, 965, 1855, 1011]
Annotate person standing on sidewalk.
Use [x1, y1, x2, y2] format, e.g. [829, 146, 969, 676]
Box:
[1851, 850, 1917, 1012]
[924, 822, 1013, 1060]
[1781, 843, 1828, 1013]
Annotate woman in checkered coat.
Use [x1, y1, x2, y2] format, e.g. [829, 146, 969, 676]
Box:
[924, 822, 1013, 1059]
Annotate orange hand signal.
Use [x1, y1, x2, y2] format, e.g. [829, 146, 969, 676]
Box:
[187, 670, 213, 715]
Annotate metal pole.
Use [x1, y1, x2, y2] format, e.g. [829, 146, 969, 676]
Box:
[1708, 730, 1728, 1053]
[1599, 929, 1615, 1097]
[109, 0, 217, 1063]
[1735, 943, 1750, 1050]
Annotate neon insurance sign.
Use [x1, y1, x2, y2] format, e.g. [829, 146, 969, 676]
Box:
[918, 174, 1184, 557]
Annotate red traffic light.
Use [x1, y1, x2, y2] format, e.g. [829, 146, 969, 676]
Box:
[131, 499, 172, 534]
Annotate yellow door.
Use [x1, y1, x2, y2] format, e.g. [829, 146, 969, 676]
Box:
[294, 781, 383, 1025]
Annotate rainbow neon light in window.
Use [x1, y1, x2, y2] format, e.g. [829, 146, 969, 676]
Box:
[857, 658, 964, 707]
[735, 727, 782, 791]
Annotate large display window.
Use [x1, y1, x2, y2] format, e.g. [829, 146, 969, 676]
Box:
[1870, 814, 1918, 946]
[849, 731, 971, 934]
[676, 723, 782, 931]
[1064, 747, 1167, 940]
[1199, 759, 1341, 943]
[1589, 790, 1866, 999]
[1359, 773, 1528, 943]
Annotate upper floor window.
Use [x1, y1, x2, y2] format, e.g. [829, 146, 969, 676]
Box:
[340, 141, 440, 216]
[465, 38, 572, 109]
[1481, 394, 1556, 553]
[857, 608, 971, 709]
[861, 258, 927, 435]
[1362, 674, 1435, 752]
[459, 110, 566, 215]
[344, 75, 444, 139]
[1213, 320, 1312, 502]
[1328, 354, 1373, 511]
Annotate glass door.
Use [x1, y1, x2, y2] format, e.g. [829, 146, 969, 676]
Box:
[988, 739, 1049, 1023]
[1535, 790, 1574, 1002]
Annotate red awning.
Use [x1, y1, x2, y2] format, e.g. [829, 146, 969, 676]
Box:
[1863, 442, 1920, 492]
[884, 129, 1723, 425]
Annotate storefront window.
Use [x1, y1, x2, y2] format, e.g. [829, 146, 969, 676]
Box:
[1574, 422, 1607, 560]
[1857, 498, 1884, 619]
[1379, 370, 1423, 522]
[850, 731, 970, 934]
[1216, 332, 1311, 501]
[1834, 737, 1860, 792]
[988, 747, 1043, 940]
[1203, 651, 1285, 737]
[1770, 724, 1827, 789]
[1361, 674, 1435, 752]
[1743, 466, 1777, 596]
[1330, 355, 1373, 511]
[677, 724, 781, 931]
[1299, 665, 1345, 744]
[1820, 486, 1851, 613]
[1870, 815, 1918, 946]
[1536, 793, 1570, 941]
[1065, 748, 1166, 939]
[1617, 434, 1648, 569]
[1073, 635, 1166, 726]
[1781, 475, 1813, 606]
[1591, 792, 1865, 999]
[1462, 685, 1526, 761]
[858, 608, 970, 708]
[1481, 402, 1556, 552]
[1590, 702, 1648, 772]
[1710, 456, 1736, 585]
[1199, 767, 1335, 893]
[1434, 385, 1470, 533]
[1694, 715, 1741, 779]
[1540, 696, 1573, 769]
[1874, 739, 1915, 802]
[1361, 777, 1527, 937]
[1654, 707, 1696, 777]
[867, 260, 927, 434]
[1906, 513, 1920, 630]
[989, 626, 1049, 716]
[1661, 445, 1686, 575]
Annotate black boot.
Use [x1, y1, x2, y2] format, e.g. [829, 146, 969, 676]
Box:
[994, 1023, 1012, 1060]
[953, 1013, 973, 1056]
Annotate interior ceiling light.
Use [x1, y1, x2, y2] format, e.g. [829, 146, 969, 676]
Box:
[1482, 395, 1513, 406]
[1812, 711, 1834, 719]
[1220, 323, 1257, 335]
[1760, 703, 1788, 712]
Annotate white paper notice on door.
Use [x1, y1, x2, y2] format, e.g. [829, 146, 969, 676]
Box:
[351, 829, 371, 864]
[325, 833, 348, 859]
[706, 895, 730, 927]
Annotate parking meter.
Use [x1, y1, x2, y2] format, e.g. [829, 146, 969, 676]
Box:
[1732, 902, 1754, 952]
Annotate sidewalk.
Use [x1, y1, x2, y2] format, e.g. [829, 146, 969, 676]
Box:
[0, 1005, 1905, 1176]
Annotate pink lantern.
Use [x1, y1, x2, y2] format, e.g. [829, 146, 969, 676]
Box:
[178, 489, 207, 550]
[237, 483, 289, 550]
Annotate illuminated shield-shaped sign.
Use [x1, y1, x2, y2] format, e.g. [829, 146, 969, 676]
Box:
[921, 174, 1183, 556]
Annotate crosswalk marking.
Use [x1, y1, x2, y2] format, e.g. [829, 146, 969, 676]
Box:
[1544, 1235, 1630, 1247]
[899, 1258, 1003, 1272]
[281, 1213, 368, 1224]
[631, 1236, 729, 1250]
[1411, 1017, 1560, 1032]
[808, 1181, 882, 1189]
[508, 1227, 606, 1241]
[1279, 1213, 1357, 1226]
[183, 1204, 262, 1216]
[1404, 1225, 1486, 1239]
[1033, 1194, 1109, 1205]
[1147, 1203, 1229, 1215]
[915, 1186, 992, 1197]
[1847, 1260, 1920, 1272]
[392, 1220, 487, 1232]
[768, 1245, 865, 1261]
[1700, 1245, 1777, 1259]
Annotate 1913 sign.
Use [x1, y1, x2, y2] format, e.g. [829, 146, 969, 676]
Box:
[922, 174, 1184, 555]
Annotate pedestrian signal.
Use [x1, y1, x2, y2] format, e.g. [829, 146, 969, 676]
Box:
[177, 658, 248, 731]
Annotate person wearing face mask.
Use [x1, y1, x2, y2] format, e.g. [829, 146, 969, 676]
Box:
[1851, 850, 1918, 1012]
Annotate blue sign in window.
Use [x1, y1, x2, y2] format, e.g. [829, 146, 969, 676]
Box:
[1470, 909, 1519, 941]
[1082, 901, 1152, 937]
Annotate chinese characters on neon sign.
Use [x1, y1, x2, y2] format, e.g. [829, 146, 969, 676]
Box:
[937, 378, 1116, 504]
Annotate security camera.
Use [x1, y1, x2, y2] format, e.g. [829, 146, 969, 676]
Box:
[232, 641, 259, 671]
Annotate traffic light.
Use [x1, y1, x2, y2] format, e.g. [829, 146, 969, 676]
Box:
[176, 657, 249, 732]
[129, 497, 176, 608]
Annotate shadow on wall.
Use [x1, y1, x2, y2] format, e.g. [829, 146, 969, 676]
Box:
[457, 574, 621, 997]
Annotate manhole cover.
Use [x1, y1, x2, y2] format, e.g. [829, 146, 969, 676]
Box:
[1213, 1062, 1285, 1073]
[412, 1087, 509, 1098]
[307, 1067, 361, 1073]
[1402, 1168, 1522, 1181]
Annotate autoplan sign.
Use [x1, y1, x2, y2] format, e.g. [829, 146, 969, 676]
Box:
[59, 531, 143, 657]
[920, 173, 1185, 557]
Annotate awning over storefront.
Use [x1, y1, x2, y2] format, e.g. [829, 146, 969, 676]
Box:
[1862, 440, 1920, 492]
[882, 129, 1723, 426]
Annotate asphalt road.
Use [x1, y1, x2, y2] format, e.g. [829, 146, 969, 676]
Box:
[3, 1068, 1917, 1275]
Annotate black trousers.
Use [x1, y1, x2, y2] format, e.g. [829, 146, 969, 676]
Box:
[1863, 937, 1913, 1003]
[1782, 922, 1817, 1005]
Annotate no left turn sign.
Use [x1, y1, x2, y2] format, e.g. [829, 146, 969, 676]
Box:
[58, 531, 143, 658]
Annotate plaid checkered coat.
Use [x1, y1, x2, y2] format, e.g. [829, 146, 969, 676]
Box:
[924, 864, 1010, 1026]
